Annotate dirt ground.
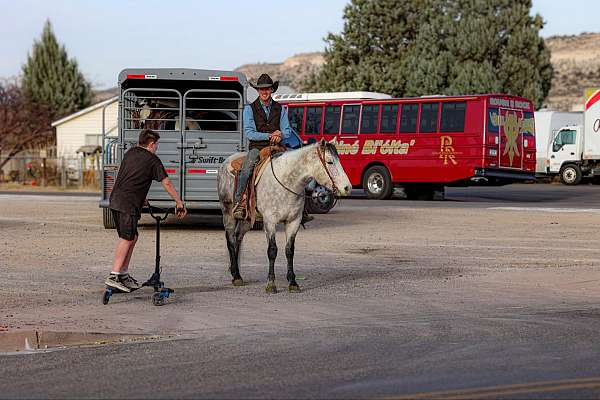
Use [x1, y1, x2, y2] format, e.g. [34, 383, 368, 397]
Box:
[2, 193, 600, 341]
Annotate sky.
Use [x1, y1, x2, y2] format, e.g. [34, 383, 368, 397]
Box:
[0, 0, 597, 90]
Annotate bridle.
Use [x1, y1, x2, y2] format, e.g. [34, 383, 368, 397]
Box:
[269, 143, 339, 199]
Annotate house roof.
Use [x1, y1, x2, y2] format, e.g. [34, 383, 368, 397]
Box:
[51, 96, 119, 127]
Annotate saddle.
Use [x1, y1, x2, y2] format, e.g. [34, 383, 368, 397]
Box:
[227, 145, 287, 223]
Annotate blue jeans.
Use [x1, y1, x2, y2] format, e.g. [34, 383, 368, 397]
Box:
[235, 148, 260, 203]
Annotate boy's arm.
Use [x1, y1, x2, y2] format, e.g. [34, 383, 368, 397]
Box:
[160, 177, 187, 218]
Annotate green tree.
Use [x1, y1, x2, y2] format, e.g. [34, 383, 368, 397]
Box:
[22, 20, 92, 119]
[307, 0, 552, 108]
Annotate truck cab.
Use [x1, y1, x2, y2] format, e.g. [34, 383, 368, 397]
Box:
[548, 125, 583, 183]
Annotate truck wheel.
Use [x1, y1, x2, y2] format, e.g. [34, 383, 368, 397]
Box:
[363, 166, 393, 199]
[559, 164, 582, 185]
[306, 184, 335, 214]
[103, 208, 116, 229]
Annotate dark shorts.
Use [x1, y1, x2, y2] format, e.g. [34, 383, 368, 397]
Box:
[111, 209, 140, 241]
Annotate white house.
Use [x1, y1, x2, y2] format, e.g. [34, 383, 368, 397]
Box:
[51, 96, 118, 159]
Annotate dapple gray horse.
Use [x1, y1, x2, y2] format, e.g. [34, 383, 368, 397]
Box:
[217, 139, 352, 293]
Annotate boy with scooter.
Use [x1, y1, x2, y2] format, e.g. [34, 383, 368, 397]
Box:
[105, 128, 186, 293]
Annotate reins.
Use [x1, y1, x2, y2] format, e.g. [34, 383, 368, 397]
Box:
[268, 143, 339, 200]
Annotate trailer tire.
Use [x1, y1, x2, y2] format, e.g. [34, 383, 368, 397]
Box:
[103, 208, 116, 229]
[559, 164, 582, 185]
[405, 185, 435, 200]
[363, 166, 393, 200]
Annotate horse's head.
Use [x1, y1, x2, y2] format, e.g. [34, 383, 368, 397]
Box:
[313, 138, 352, 197]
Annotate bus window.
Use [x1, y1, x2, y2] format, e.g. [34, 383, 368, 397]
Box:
[419, 103, 439, 133]
[324, 106, 341, 134]
[487, 108, 499, 133]
[380, 104, 398, 133]
[288, 106, 305, 133]
[400, 104, 418, 133]
[360, 104, 379, 134]
[342, 105, 360, 133]
[440, 102, 466, 132]
[305, 106, 323, 134]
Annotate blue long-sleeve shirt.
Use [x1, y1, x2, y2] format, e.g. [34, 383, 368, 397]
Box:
[243, 99, 297, 147]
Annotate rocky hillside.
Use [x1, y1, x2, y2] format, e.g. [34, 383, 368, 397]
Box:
[235, 52, 324, 91]
[545, 33, 600, 111]
[235, 33, 600, 111]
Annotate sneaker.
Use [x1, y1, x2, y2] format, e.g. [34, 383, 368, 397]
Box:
[122, 274, 140, 291]
[105, 274, 131, 293]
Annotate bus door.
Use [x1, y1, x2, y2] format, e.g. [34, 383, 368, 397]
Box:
[498, 108, 524, 169]
[121, 88, 182, 201]
[182, 89, 243, 201]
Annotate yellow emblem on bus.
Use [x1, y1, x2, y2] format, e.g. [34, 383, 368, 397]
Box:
[439, 136, 459, 165]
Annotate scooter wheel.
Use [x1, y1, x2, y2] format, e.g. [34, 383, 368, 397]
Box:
[102, 290, 111, 305]
[152, 292, 165, 306]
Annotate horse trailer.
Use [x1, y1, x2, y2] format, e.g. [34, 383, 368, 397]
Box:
[100, 68, 249, 227]
[100, 68, 333, 228]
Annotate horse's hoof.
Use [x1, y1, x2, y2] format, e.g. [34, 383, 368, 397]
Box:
[232, 278, 245, 287]
[265, 282, 278, 294]
[288, 284, 301, 293]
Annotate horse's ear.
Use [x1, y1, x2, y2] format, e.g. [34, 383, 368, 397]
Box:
[319, 138, 326, 147]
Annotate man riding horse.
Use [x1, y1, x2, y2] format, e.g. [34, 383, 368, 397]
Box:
[233, 73, 313, 224]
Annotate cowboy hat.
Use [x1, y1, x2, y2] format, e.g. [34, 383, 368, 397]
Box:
[249, 73, 279, 92]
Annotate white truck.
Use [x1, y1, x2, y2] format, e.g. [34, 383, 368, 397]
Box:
[535, 91, 600, 184]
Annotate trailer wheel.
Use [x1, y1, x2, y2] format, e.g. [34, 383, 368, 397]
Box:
[103, 208, 116, 229]
[363, 166, 393, 199]
[405, 185, 435, 200]
[559, 164, 582, 185]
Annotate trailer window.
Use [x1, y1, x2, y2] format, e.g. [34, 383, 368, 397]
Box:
[324, 106, 341, 134]
[341, 105, 360, 133]
[400, 104, 418, 133]
[380, 104, 398, 133]
[440, 102, 466, 132]
[360, 104, 379, 134]
[288, 107, 304, 133]
[305, 106, 323, 134]
[419, 103, 439, 133]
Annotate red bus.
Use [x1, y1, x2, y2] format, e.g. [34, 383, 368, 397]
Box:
[275, 92, 536, 199]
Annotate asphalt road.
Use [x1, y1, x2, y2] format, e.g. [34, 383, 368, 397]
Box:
[2, 183, 600, 399]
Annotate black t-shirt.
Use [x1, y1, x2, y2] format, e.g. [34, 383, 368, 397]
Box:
[109, 146, 168, 214]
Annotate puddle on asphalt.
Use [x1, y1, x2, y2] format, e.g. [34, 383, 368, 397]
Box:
[0, 330, 167, 354]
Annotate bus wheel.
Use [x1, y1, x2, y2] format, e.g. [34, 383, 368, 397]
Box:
[102, 208, 116, 229]
[363, 166, 393, 200]
[560, 164, 582, 185]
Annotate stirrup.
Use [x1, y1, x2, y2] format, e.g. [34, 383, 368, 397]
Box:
[232, 202, 247, 220]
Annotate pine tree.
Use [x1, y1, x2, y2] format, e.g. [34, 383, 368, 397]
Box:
[307, 0, 553, 108]
[22, 20, 92, 119]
